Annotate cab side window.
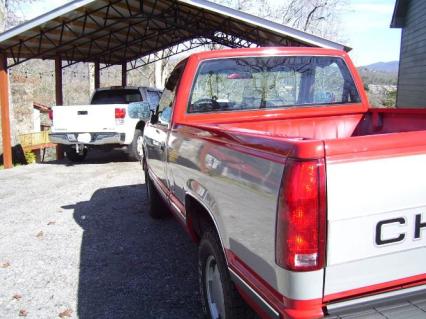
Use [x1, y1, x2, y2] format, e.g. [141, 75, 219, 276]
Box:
[157, 89, 175, 125]
[146, 90, 161, 111]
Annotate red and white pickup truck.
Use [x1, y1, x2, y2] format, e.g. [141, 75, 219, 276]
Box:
[142, 47, 426, 319]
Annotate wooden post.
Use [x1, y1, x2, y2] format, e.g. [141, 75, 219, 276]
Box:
[94, 61, 100, 89]
[121, 62, 127, 87]
[55, 56, 64, 160]
[55, 56, 63, 105]
[0, 53, 13, 169]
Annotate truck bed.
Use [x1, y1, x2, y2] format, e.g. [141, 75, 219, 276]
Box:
[213, 108, 426, 141]
[190, 108, 426, 163]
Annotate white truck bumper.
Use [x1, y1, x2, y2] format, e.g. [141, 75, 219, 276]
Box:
[49, 132, 126, 145]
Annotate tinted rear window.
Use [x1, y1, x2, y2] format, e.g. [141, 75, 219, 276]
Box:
[188, 56, 360, 113]
[91, 89, 142, 105]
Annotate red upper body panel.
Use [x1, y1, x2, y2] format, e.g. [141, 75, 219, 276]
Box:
[169, 47, 426, 161]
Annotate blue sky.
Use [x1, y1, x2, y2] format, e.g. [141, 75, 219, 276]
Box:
[341, 0, 400, 66]
[20, 0, 400, 66]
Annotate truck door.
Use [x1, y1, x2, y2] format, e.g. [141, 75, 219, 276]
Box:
[144, 65, 184, 189]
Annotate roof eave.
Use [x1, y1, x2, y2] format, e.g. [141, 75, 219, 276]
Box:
[390, 0, 409, 28]
[0, 0, 97, 43]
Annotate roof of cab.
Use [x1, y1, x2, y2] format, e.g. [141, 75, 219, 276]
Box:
[189, 47, 348, 61]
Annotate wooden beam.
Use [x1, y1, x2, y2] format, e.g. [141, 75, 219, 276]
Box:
[55, 56, 64, 160]
[0, 54, 13, 169]
[121, 62, 127, 87]
[95, 61, 100, 89]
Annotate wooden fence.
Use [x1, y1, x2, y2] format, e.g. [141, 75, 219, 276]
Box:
[19, 131, 53, 151]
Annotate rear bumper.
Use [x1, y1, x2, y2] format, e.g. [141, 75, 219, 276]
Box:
[325, 284, 426, 318]
[231, 264, 426, 319]
[49, 132, 126, 145]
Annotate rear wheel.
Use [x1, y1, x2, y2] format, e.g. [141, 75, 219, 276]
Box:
[65, 147, 87, 162]
[128, 129, 143, 161]
[144, 167, 169, 219]
[199, 229, 256, 319]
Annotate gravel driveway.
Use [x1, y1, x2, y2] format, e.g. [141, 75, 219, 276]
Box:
[0, 151, 202, 319]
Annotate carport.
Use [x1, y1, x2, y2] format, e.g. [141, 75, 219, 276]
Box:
[0, 0, 348, 169]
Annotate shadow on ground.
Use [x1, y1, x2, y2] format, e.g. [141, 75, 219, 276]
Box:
[42, 149, 134, 166]
[64, 184, 202, 319]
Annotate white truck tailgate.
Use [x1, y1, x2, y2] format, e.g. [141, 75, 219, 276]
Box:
[324, 153, 426, 299]
[52, 104, 120, 132]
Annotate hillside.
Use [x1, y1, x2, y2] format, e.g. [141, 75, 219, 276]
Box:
[357, 61, 399, 107]
[357, 61, 398, 86]
[362, 61, 399, 73]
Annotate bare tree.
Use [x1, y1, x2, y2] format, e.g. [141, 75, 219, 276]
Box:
[0, 0, 6, 32]
[277, 0, 345, 41]
[1, 0, 35, 29]
[211, 0, 346, 41]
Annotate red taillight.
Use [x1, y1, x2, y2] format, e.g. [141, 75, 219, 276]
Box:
[115, 108, 126, 119]
[48, 109, 53, 121]
[276, 158, 326, 271]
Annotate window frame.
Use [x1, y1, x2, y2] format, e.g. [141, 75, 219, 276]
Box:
[155, 60, 187, 126]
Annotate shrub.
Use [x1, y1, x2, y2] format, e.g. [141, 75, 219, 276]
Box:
[24, 151, 36, 164]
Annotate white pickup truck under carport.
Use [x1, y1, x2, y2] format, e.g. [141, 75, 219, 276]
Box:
[50, 86, 161, 162]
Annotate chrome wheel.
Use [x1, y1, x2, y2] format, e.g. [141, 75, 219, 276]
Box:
[205, 255, 226, 319]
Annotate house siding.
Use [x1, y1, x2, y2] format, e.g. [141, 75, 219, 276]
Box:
[397, 0, 426, 107]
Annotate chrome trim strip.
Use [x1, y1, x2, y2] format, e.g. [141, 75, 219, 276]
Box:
[147, 169, 169, 203]
[326, 284, 426, 315]
[229, 269, 280, 319]
[170, 201, 183, 217]
[147, 168, 186, 222]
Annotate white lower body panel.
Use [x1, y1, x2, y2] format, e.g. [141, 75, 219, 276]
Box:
[325, 153, 426, 297]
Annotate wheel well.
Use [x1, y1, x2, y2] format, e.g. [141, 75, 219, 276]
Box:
[135, 121, 145, 131]
[185, 195, 217, 244]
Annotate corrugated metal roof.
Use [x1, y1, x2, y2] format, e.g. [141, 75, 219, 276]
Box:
[0, 0, 349, 68]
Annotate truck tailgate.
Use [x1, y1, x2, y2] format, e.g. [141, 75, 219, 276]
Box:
[324, 150, 426, 301]
[52, 104, 119, 132]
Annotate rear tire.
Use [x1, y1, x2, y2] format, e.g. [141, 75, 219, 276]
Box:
[128, 129, 143, 161]
[199, 229, 256, 319]
[144, 167, 169, 219]
[65, 147, 87, 162]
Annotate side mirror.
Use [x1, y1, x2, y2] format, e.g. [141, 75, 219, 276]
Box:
[150, 110, 159, 124]
[128, 101, 151, 119]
